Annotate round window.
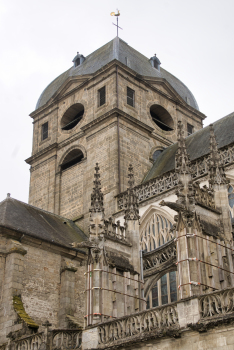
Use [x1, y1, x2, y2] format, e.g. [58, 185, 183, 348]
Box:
[150, 105, 174, 131]
[61, 103, 84, 131]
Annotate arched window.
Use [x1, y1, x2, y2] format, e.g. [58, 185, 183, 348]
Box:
[140, 212, 174, 252]
[228, 185, 234, 218]
[61, 149, 84, 171]
[146, 271, 177, 309]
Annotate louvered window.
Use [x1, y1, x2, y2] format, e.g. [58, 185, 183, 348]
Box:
[98, 86, 106, 107]
[42, 122, 48, 141]
[127, 87, 135, 107]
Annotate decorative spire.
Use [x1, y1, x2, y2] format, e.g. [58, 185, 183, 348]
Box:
[175, 121, 190, 175]
[174, 121, 195, 211]
[90, 163, 104, 214]
[128, 164, 134, 188]
[124, 164, 140, 221]
[208, 124, 228, 187]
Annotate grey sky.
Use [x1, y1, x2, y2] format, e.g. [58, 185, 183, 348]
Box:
[0, 0, 233, 203]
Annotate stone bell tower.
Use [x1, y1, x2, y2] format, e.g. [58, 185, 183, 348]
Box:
[26, 37, 205, 233]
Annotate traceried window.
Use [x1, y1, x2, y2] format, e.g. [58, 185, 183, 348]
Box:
[41, 122, 48, 141]
[228, 185, 234, 218]
[146, 271, 177, 309]
[140, 213, 174, 252]
[98, 86, 106, 107]
[127, 87, 135, 107]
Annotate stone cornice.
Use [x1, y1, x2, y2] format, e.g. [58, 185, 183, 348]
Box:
[25, 142, 58, 165]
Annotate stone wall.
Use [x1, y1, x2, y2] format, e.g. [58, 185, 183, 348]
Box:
[0, 236, 86, 344]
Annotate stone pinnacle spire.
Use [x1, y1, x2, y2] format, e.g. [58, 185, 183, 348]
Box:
[175, 121, 195, 210]
[90, 163, 104, 214]
[175, 121, 190, 175]
[208, 124, 228, 188]
[124, 164, 140, 221]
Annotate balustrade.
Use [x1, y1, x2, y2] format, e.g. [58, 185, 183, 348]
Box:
[199, 288, 234, 319]
[98, 303, 178, 344]
[117, 143, 234, 210]
[52, 330, 82, 350]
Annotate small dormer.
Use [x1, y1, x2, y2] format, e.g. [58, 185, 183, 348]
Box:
[72, 52, 85, 67]
[150, 54, 161, 71]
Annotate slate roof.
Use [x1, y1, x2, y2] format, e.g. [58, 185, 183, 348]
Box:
[36, 37, 199, 111]
[0, 197, 87, 249]
[143, 112, 234, 183]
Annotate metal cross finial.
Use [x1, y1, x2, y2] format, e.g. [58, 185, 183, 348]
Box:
[110, 9, 123, 37]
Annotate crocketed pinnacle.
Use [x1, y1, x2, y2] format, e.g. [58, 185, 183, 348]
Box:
[208, 124, 228, 187]
[175, 121, 190, 175]
[124, 164, 140, 221]
[128, 164, 134, 188]
[90, 163, 104, 213]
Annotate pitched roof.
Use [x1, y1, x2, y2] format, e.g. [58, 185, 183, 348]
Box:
[143, 112, 234, 183]
[0, 197, 87, 249]
[36, 37, 199, 111]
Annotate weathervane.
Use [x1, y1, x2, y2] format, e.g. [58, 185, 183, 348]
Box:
[110, 9, 122, 37]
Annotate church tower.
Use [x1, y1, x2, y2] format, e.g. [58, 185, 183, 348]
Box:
[26, 37, 205, 232]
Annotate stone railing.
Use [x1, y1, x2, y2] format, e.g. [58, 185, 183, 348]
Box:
[143, 239, 176, 271]
[117, 171, 178, 210]
[7, 332, 44, 350]
[104, 217, 127, 242]
[199, 288, 234, 319]
[98, 303, 178, 345]
[2, 330, 82, 350]
[117, 143, 234, 210]
[51, 329, 82, 349]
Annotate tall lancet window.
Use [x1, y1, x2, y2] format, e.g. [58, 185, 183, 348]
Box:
[140, 212, 174, 252]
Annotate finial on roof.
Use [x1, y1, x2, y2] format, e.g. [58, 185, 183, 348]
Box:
[7, 193, 11, 198]
[208, 124, 228, 187]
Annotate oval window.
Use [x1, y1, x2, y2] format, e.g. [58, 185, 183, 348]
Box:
[61, 103, 84, 131]
[150, 105, 174, 131]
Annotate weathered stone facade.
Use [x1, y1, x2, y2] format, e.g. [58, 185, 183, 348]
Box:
[1, 38, 234, 350]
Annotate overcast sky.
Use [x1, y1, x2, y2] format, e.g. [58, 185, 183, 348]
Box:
[0, 0, 233, 204]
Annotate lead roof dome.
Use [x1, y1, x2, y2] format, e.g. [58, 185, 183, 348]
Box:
[36, 37, 199, 111]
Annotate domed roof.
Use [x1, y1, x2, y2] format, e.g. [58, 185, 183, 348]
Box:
[36, 37, 199, 111]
